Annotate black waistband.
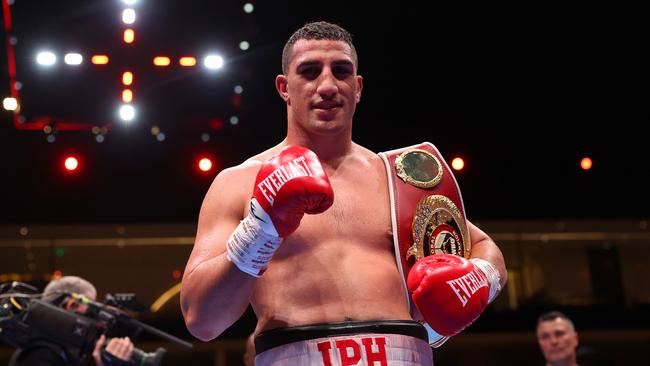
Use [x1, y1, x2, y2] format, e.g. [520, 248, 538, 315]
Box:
[254, 320, 428, 354]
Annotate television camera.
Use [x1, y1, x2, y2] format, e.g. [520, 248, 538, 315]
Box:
[0, 281, 192, 365]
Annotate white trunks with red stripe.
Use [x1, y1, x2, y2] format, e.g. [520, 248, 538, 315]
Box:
[254, 320, 433, 366]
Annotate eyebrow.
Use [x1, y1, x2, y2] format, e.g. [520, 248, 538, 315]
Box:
[296, 60, 321, 70]
[296, 59, 354, 70]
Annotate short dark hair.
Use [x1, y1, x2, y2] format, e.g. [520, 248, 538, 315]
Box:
[281, 21, 358, 74]
[537, 311, 575, 331]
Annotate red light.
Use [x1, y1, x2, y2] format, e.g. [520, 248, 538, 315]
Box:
[198, 158, 212, 172]
[209, 118, 224, 130]
[172, 269, 182, 279]
[64, 156, 79, 171]
[53, 270, 62, 279]
[580, 157, 593, 171]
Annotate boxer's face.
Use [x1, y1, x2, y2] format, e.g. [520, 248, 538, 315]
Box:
[276, 39, 363, 136]
[536, 317, 578, 363]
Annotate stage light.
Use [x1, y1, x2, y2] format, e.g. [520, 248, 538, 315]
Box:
[179, 56, 197, 67]
[36, 51, 56, 66]
[64, 156, 79, 171]
[243, 3, 254, 13]
[451, 157, 465, 171]
[153, 56, 171, 67]
[234, 85, 243, 94]
[122, 89, 133, 103]
[239, 41, 250, 51]
[198, 158, 213, 172]
[204, 55, 224, 70]
[123, 0, 137, 5]
[91, 54, 109, 65]
[122, 9, 136, 24]
[123, 28, 135, 43]
[3, 97, 18, 111]
[119, 104, 136, 121]
[122, 71, 134, 85]
[229, 115, 239, 125]
[580, 157, 593, 171]
[64, 53, 83, 65]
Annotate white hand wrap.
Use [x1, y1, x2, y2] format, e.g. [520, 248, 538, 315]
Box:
[226, 199, 282, 277]
[469, 258, 502, 304]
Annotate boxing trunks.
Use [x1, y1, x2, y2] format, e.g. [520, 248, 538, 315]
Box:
[254, 320, 433, 366]
[379, 142, 469, 347]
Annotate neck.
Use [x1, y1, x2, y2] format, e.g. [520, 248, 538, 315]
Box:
[284, 128, 353, 164]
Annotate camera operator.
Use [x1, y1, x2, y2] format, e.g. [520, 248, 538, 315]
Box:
[9, 276, 134, 366]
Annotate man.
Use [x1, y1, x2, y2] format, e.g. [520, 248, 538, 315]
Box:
[10, 276, 133, 366]
[181, 21, 507, 365]
[536, 311, 579, 366]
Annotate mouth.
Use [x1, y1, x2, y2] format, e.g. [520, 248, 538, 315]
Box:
[312, 102, 342, 110]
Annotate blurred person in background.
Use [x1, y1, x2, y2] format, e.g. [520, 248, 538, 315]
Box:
[9, 276, 133, 366]
[536, 311, 579, 366]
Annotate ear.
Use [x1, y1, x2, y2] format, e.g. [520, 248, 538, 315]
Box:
[275, 74, 289, 103]
[355, 75, 363, 103]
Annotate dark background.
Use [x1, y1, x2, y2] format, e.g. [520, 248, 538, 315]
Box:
[1, 0, 647, 223]
[1, 2, 649, 365]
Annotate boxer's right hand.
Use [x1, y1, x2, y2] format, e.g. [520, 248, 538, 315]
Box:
[227, 145, 334, 277]
[252, 145, 334, 237]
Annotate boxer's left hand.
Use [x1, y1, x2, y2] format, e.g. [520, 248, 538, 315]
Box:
[407, 254, 501, 337]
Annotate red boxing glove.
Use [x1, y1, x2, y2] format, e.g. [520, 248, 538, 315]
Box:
[252, 145, 334, 237]
[227, 145, 334, 277]
[407, 254, 501, 337]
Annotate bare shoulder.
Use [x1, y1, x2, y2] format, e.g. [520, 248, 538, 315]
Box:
[349, 142, 385, 170]
[188, 146, 281, 271]
[206, 146, 282, 198]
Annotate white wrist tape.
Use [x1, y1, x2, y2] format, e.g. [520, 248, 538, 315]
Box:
[226, 199, 282, 277]
[469, 258, 502, 304]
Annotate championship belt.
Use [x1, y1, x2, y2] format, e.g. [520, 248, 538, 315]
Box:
[379, 142, 470, 347]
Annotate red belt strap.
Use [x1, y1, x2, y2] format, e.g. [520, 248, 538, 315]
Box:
[378, 142, 470, 311]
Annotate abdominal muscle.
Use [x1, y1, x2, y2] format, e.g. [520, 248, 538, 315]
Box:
[251, 231, 412, 332]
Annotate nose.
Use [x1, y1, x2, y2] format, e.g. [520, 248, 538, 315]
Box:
[316, 69, 338, 99]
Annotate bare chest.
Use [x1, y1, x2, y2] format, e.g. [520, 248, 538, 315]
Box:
[284, 165, 393, 250]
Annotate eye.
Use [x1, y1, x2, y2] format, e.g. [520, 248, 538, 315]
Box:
[298, 66, 320, 80]
[333, 65, 353, 79]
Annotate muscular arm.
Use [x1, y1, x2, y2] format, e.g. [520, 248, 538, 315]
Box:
[467, 220, 508, 288]
[180, 166, 257, 341]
